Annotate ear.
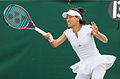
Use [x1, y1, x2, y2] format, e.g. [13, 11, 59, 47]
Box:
[76, 16, 80, 21]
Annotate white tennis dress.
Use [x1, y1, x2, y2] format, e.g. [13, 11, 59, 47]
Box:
[64, 25, 116, 75]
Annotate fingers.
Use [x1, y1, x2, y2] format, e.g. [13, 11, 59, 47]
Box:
[91, 21, 95, 30]
[43, 32, 50, 39]
[91, 21, 98, 29]
[91, 21, 99, 34]
[91, 21, 96, 27]
[91, 26, 94, 30]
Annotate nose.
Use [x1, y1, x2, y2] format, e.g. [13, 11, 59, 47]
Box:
[66, 18, 70, 23]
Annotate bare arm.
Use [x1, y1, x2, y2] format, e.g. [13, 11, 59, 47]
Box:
[91, 21, 108, 43]
[43, 33, 67, 48]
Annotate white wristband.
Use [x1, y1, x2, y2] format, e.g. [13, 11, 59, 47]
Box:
[48, 34, 54, 42]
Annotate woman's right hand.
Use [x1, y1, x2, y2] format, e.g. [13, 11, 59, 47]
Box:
[42, 32, 51, 40]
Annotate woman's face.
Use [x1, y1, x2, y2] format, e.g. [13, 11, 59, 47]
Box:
[66, 15, 79, 28]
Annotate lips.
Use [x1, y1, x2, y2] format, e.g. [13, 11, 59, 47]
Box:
[68, 22, 71, 26]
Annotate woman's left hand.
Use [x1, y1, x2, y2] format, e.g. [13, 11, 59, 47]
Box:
[91, 21, 108, 43]
[91, 21, 99, 34]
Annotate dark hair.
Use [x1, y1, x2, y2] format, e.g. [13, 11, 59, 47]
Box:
[71, 8, 87, 25]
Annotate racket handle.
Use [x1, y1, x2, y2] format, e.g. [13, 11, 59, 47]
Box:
[35, 27, 47, 35]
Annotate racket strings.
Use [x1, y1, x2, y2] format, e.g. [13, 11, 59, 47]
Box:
[4, 5, 29, 29]
[13, 6, 27, 28]
[5, 6, 16, 28]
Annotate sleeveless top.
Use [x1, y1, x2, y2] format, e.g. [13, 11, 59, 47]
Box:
[64, 25, 100, 60]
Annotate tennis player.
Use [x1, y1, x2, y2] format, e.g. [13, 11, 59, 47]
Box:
[43, 8, 116, 79]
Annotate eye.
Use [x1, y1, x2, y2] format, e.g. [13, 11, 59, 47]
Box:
[69, 16, 72, 18]
[67, 16, 73, 19]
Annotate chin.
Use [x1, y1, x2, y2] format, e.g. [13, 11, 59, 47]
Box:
[68, 25, 72, 28]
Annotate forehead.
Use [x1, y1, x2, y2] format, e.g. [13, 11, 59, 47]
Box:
[66, 14, 74, 18]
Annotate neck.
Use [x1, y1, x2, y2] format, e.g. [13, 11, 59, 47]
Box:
[72, 23, 82, 33]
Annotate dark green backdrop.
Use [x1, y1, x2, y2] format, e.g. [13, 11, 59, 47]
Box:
[0, 0, 119, 79]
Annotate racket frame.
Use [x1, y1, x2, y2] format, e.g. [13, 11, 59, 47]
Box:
[3, 4, 47, 35]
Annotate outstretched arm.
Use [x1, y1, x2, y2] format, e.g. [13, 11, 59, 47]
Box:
[43, 33, 67, 48]
[91, 21, 108, 43]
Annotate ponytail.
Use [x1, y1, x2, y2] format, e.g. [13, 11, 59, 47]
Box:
[79, 19, 87, 25]
[77, 8, 86, 14]
[72, 8, 87, 25]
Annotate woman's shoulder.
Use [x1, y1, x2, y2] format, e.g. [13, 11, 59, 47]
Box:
[64, 28, 72, 37]
[82, 24, 92, 29]
[64, 28, 72, 33]
[82, 24, 92, 33]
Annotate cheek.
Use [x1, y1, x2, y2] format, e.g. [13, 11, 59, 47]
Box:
[71, 19, 76, 25]
[66, 19, 68, 22]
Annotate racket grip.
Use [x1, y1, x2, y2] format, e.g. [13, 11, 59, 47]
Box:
[35, 27, 47, 35]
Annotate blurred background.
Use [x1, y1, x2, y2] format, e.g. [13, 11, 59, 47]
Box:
[0, 0, 119, 79]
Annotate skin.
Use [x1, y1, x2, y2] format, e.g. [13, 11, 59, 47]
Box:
[43, 15, 108, 48]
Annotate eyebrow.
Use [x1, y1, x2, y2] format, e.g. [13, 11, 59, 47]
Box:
[67, 15, 73, 18]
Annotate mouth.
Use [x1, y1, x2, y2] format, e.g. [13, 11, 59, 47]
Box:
[68, 22, 71, 26]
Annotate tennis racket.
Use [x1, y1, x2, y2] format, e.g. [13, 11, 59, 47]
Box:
[3, 4, 47, 35]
